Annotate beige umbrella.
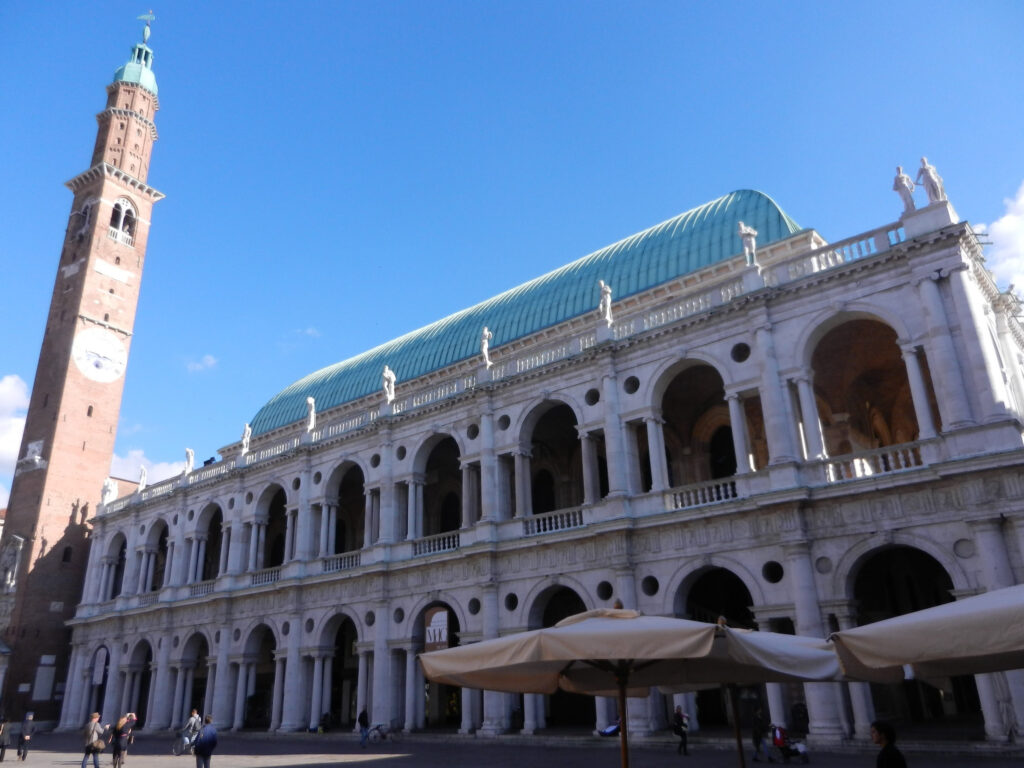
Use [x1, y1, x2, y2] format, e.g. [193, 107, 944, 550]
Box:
[419, 609, 843, 768]
[830, 583, 1024, 683]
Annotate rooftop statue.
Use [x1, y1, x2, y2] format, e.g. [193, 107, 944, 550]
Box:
[738, 221, 758, 266]
[138, 464, 147, 492]
[241, 423, 252, 455]
[598, 280, 613, 327]
[306, 397, 316, 432]
[101, 477, 118, 507]
[184, 447, 194, 476]
[893, 166, 916, 214]
[382, 365, 397, 404]
[480, 327, 494, 368]
[916, 157, 947, 204]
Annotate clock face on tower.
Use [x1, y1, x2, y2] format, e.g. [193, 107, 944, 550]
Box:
[71, 326, 128, 383]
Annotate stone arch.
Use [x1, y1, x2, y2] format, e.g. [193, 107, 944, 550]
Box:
[410, 434, 463, 536]
[648, 350, 731, 409]
[407, 598, 464, 730]
[519, 399, 585, 514]
[316, 610, 361, 728]
[831, 534, 970, 603]
[411, 431, 468, 474]
[195, 502, 224, 581]
[522, 576, 594, 627]
[240, 622, 279, 730]
[85, 644, 112, 722]
[323, 461, 366, 554]
[178, 632, 212, 723]
[515, 395, 585, 443]
[127, 638, 155, 726]
[105, 533, 128, 599]
[791, 305, 917, 373]
[254, 483, 288, 568]
[406, 593, 470, 639]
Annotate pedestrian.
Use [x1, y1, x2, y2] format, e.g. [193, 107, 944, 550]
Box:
[16, 713, 34, 761]
[751, 706, 769, 762]
[111, 713, 135, 768]
[870, 720, 907, 768]
[192, 715, 217, 768]
[0, 716, 9, 761]
[81, 712, 107, 768]
[184, 709, 201, 748]
[358, 709, 369, 748]
[671, 705, 689, 756]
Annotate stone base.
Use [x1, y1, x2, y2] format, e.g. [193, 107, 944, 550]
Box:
[901, 200, 959, 239]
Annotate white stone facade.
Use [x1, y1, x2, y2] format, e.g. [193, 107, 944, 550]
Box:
[62, 195, 1024, 745]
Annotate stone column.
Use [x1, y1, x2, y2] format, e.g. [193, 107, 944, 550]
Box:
[309, 654, 325, 731]
[783, 541, 843, 739]
[832, 608, 874, 740]
[247, 524, 259, 571]
[622, 420, 643, 495]
[460, 686, 475, 734]
[356, 651, 369, 728]
[793, 373, 826, 460]
[522, 692, 537, 734]
[363, 494, 374, 548]
[256, 522, 267, 569]
[479, 407, 499, 521]
[378, 433, 397, 543]
[218, 526, 231, 576]
[186, 538, 199, 584]
[135, 549, 150, 593]
[170, 665, 185, 728]
[460, 461, 474, 528]
[755, 324, 799, 464]
[231, 662, 246, 730]
[480, 587, 507, 735]
[371, 607, 392, 726]
[947, 267, 1008, 422]
[725, 393, 753, 473]
[644, 414, 670, 491]
[318, 504, 330, 556]
[899, 343, 938, 439]
[182, 666, 195, 720]
[270, 652, 286, 730]
[513, 450, 532, 518]
[327, 504, 339, 556]
[915, 274, 974, 428]
[99, 643, 123, 724]
[403, 649, 417, 731]
[151, 636, 173, 729]
[203, 663, 216, 717]
[600, 367, 629, 495]
[578, 430, 599, 504]
[283, 509, 295, 562]
[212, 631, 233, 730]
[195, 537, 208, 581]
[58, 645, 85, 728]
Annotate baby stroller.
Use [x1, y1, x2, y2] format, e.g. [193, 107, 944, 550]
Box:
[769, 725, 809, 764]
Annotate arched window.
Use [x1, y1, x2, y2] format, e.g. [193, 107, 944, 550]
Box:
[108, 199, 137, 245]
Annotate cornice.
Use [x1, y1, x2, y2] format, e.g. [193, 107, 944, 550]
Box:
[65, 163, 164, 201]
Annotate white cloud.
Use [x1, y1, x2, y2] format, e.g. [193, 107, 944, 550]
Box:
[0, 374, 30, 473]
[298, 327, 321, 338]
[110, 449, 185, 484]
[186, 354, 218, 372]
[977, 181, 1024, 292]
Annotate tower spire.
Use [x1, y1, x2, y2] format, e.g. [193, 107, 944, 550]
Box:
[138, 10, 154, 43]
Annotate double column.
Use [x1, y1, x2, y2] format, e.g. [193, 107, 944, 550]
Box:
[247, 518, 267, 571]
[406, 474, 425, 539]
[135, 547, 156, 593]
[319, 500, 338, 557]
[307, 650, 334, 731]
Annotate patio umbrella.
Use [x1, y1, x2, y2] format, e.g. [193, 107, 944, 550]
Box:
[830, 583, 1024, 683]
[419, 609, 843, 768]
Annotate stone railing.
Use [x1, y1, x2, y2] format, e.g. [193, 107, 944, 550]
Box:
[522, 507, 584, 536]
[244, 437, 300, 467]
[664, 477, 740, 512]
[316, 408, 380, 442]
[140, 481, 174, 502]
[250, 567, 281, 587]
[781, 223, 904, 282]
[107, 226, 134, 246]
[322, 552, 361, 573]
[137, 592, 158, 607]
[188, 461, 232, 486]
[189, 580, 215, 598]
[411, 531, 460, 556]
[822, 441, 924, 483]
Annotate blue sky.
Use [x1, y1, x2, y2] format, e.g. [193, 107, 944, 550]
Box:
[2, 1, 1024, 504]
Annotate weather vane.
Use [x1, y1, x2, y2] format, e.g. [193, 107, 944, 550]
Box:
[138, 10, 155, 43]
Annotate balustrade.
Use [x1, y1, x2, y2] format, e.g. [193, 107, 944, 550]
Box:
[189, 580, 215, 598]
[522, 507, 584, 536]
[822, 441, 924, 483]
[250, 567, 281, 587]
[411, 531, 460, 556]
[664, 478, 740, 512]
[322, 552, 361, 573]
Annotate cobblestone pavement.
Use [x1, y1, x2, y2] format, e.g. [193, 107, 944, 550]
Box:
[11, 730, 1024, 768]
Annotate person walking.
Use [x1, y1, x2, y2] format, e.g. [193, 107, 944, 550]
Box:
[110, 713, 136, 768]
[671, 705, 689, 756]
[16, 714, 34, 761]
[183, 709, 202, 752]
[192, 715, 217, 768]
[751, 707, 769, 762]
[358, 709, 369, 748]
[0, 717, 10, 762]
[80, 712, 107, 768]
[870, 720, 907, 768]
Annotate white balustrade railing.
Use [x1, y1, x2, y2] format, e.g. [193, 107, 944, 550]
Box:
[250, 567, 281, 587]
[189, 580, 215, 598]
[785, 224, 903, 281]
[822, 442, 923, 483]
[522, 507, 584, 536]
[244, 438, 299, 466]
[103, 497, 132, 515]
[664, 478, 740, 512]
[319, 408, 379, 441]
[107, 227, 134, 246]
[137, 592, 158, 607]
[188, 462, 231, 485]
[322, 552, 361, 573]
[412, 531, 460, 556]
[140, 481, 174, 502]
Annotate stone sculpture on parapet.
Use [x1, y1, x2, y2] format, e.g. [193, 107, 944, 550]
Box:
[598, 280, 613, 328]
[916, 157, 946, 204]
[241, 423, 252, 455]
[893, 166, 916, 214]
[101, 477, 118, 507]
[306, 397, 316, 432]
[184, 447, 194, 476]
[382, 365, 397, 404]
[738, 221, 759, 267]
[138, 464, 147, 492]
[480, 326, 494, 368]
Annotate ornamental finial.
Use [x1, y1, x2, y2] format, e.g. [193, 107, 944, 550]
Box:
[138, 10, 155, 43]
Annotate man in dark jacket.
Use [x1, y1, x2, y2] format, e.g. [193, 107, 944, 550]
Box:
[17, 713, 34, 761]
[193, 715, 218, 768]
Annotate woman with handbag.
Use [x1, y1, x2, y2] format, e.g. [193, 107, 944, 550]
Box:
[110, 714, 135, 768]
[81, 712, 108, 768]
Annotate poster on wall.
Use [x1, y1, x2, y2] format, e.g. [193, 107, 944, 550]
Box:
[424, 607, 449, 652]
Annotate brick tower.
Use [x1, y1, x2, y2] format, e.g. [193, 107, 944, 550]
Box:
[0, 18, 162, 722]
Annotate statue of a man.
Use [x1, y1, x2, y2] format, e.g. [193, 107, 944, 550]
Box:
[480, 326, 494, 368]
[738, 221, 758, 266]
[893, 166, 916, 214]
[138, 464, 147, 492]
[184, 448, 194, 476]
[915, 156, 946, 204]
[241, 422, 252, 455]
[598, 280, 613, 327]
[306, 396, 316, 432]
[382, 365, 397, 404]
[101, 477, 118, 507]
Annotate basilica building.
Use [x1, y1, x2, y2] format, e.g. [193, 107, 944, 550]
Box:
[44, 26, 1024, 747]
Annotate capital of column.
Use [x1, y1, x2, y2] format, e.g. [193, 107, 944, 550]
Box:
[512, 447, 533, 459]
[575, 426, 593, 441]
[897, 339, 921, 357]
[193, 534, 208, 543]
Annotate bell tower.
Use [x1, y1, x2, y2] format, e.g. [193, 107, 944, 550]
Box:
[0, 17, 163, 721]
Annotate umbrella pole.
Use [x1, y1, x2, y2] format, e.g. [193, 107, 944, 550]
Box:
[728, 684, 747, 768]
[617, 679, 629, 768]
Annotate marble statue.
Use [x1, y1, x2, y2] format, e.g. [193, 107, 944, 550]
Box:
[138, 464, 147, 492]
[916, 156, 946, 204]
[738, 221, 758, 266]
[101, 477, 118, 507]
[241, 423, 252, 455]
[480, 326, 494, 368]
[184, 448, 194, 476]
[382, 365, 397, 404]
[598, 280, 613, 327]
[306, 396, 316, 432]
[893, 166, 916, 214]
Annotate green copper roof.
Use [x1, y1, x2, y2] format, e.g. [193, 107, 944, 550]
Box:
[251, 190, 800, 435]
[113, 41, 158, 95]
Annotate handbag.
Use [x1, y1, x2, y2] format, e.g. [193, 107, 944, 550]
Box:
[91, 739, 106, 751]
